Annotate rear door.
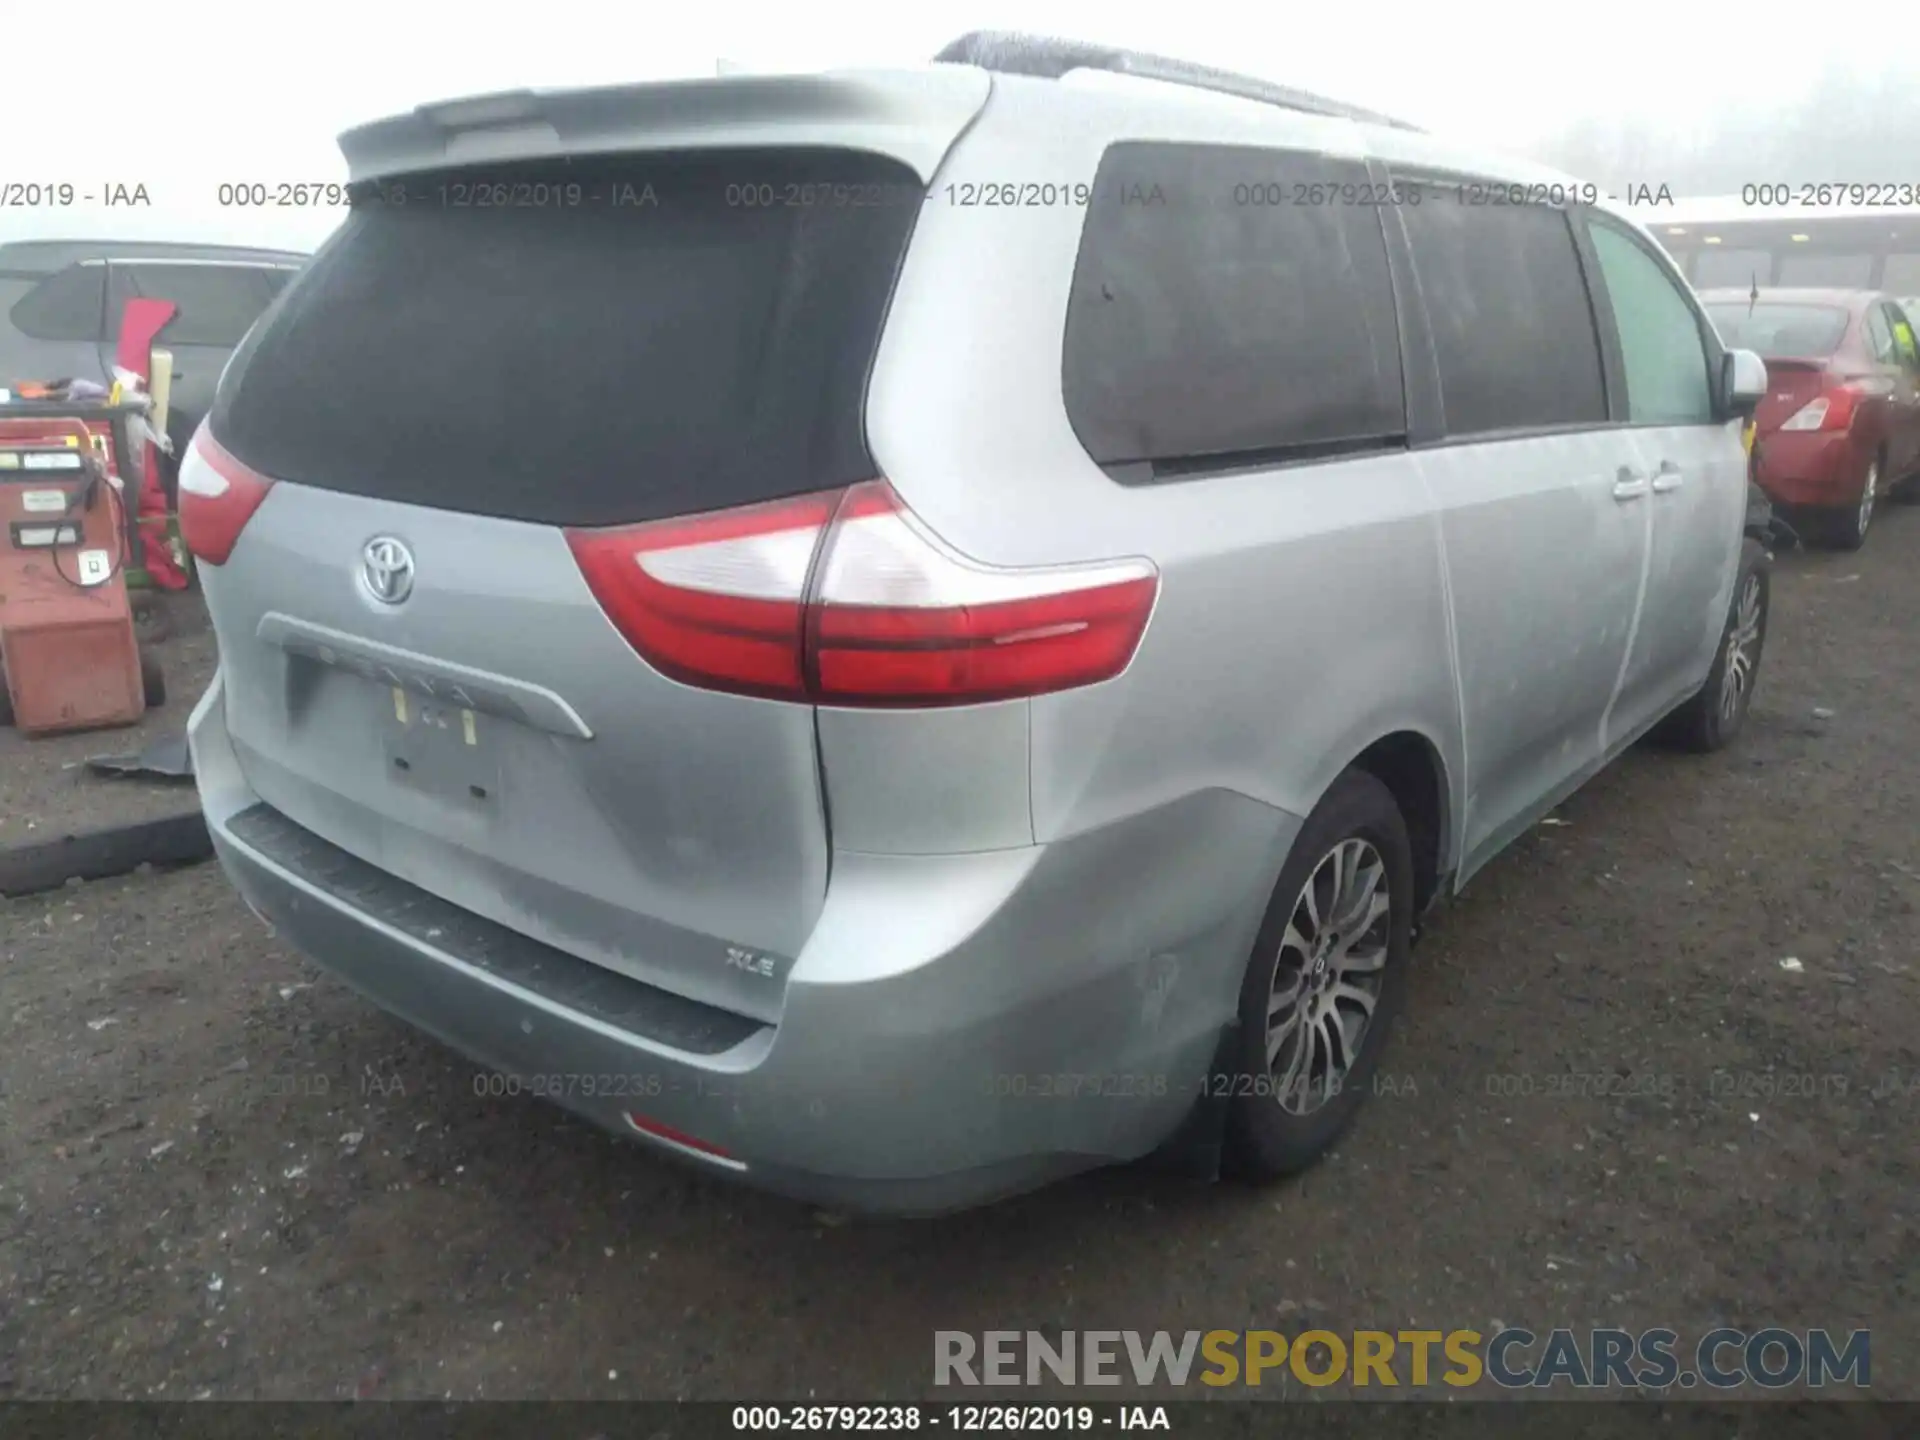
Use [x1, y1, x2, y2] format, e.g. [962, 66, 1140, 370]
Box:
[1386, 177, 1643, 874]
[195, 127, 970, 1023]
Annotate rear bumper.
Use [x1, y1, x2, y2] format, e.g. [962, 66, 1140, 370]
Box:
[1753, 430, 1869, 507]
[188, 672, 1296, 1214]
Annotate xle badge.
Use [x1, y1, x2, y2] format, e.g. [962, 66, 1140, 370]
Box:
[725, 946, 778, 979]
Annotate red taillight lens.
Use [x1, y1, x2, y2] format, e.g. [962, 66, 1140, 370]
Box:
[566, 481, 1159, 708]
[1816, 387, 1861, 430]
[808, 482, 1159, 705]
[566, 491, 839, 702]
[178, 426, 275, 565]
[1781, 379, 1882, 433]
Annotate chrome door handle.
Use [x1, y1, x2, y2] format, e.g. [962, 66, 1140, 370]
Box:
[1613, 468, 1650, 501]
[1650, 462, 1683, 493]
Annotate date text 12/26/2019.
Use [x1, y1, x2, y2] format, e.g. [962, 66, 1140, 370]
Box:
[731, 1405, 1171, 1432]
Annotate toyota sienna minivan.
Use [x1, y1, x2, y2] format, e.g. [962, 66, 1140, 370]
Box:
[184, 33, 1775, 1213]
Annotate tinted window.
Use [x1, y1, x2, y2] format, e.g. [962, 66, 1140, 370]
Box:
[1777, 251, 1872, 287]
[214, 148, 922, 527]
[1692, 248, 1772, 289]
[1393, 186, 1606, 436]
[1588, 220, 1713, 425]
[1062, 144, 1405, 471]
[1703, 303, 1850, 359]
[10, 263, 106, 341]
[119, 264, 276, 347]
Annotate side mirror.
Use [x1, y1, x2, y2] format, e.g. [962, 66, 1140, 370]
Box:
[1721, 348, 1768, 419]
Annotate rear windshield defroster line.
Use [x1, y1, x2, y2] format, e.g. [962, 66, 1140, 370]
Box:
[210, 148, 926, 529]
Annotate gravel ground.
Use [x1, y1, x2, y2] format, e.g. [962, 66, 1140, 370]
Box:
[1, 511, 1916, 1402]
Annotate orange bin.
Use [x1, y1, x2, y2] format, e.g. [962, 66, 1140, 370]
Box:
[0, 415, 158, 735]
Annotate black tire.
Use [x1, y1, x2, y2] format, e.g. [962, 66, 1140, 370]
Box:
[1223, 768, 1415, 1180]
[1823, 457, 1880, 550]
[0, 668, 13, 728]
[140, 648, 167, 709]
[1656, 538, 1770, 754]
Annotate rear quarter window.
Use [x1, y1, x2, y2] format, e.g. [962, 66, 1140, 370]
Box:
[9, 263, 106, 342]
[114, 264, 280, 347]
[1062, 142, 1407, 476]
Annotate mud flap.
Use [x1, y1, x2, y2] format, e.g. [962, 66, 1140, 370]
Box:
[1147, 884, 1442, 1182]
[1140, 1020, 1239, 1180]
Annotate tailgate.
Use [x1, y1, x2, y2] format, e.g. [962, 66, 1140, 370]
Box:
[200, 485, 827, 1025]
[195, 75, 988, 1024]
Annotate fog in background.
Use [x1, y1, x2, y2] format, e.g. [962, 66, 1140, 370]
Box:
[1530, 60, 1920, 195]
[3, 0, 1910, 252]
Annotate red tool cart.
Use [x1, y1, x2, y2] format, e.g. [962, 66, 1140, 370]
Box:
[0, 400, 147, 553]
[0, 414, 165, 734]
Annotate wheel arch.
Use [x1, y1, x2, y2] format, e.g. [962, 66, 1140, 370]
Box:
[1343, 729, 1453, 918]
[1147, 724, 1454, 1181]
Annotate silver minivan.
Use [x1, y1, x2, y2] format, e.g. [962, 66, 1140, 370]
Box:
[184, 34, 1774, 1213]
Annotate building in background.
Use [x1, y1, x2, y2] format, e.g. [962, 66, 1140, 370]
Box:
[1642, 196, 1920, 300]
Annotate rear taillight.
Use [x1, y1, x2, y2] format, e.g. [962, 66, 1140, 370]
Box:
[566, 491, 835, 702]
[808, 483, 1159, 704]
[1777, 396, 1831, 432]
[1779, 379, 1881, 433]
[179, 425, 274, 565]
[566, 481, 1159, 708]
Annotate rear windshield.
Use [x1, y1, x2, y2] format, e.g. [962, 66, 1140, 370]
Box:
[210, 148, 924, 527]
[1704, 303, 1850, 359]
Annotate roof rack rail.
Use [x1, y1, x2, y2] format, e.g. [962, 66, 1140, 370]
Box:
[933, 31, 1425, 133]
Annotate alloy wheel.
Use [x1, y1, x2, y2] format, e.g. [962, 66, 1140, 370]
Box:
[1718, 570, 1765, 725]
[1265, 837, 1392, 1116]
[1858, 461, 1879, 540]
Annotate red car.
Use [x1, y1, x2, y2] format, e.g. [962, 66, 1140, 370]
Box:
[1699, 288, 1920, 549]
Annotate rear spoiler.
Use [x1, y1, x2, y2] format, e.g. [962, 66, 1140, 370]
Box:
[337, 68, 993, 184]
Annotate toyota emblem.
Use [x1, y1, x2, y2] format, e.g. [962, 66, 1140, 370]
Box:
[361, 536, 415, 605]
